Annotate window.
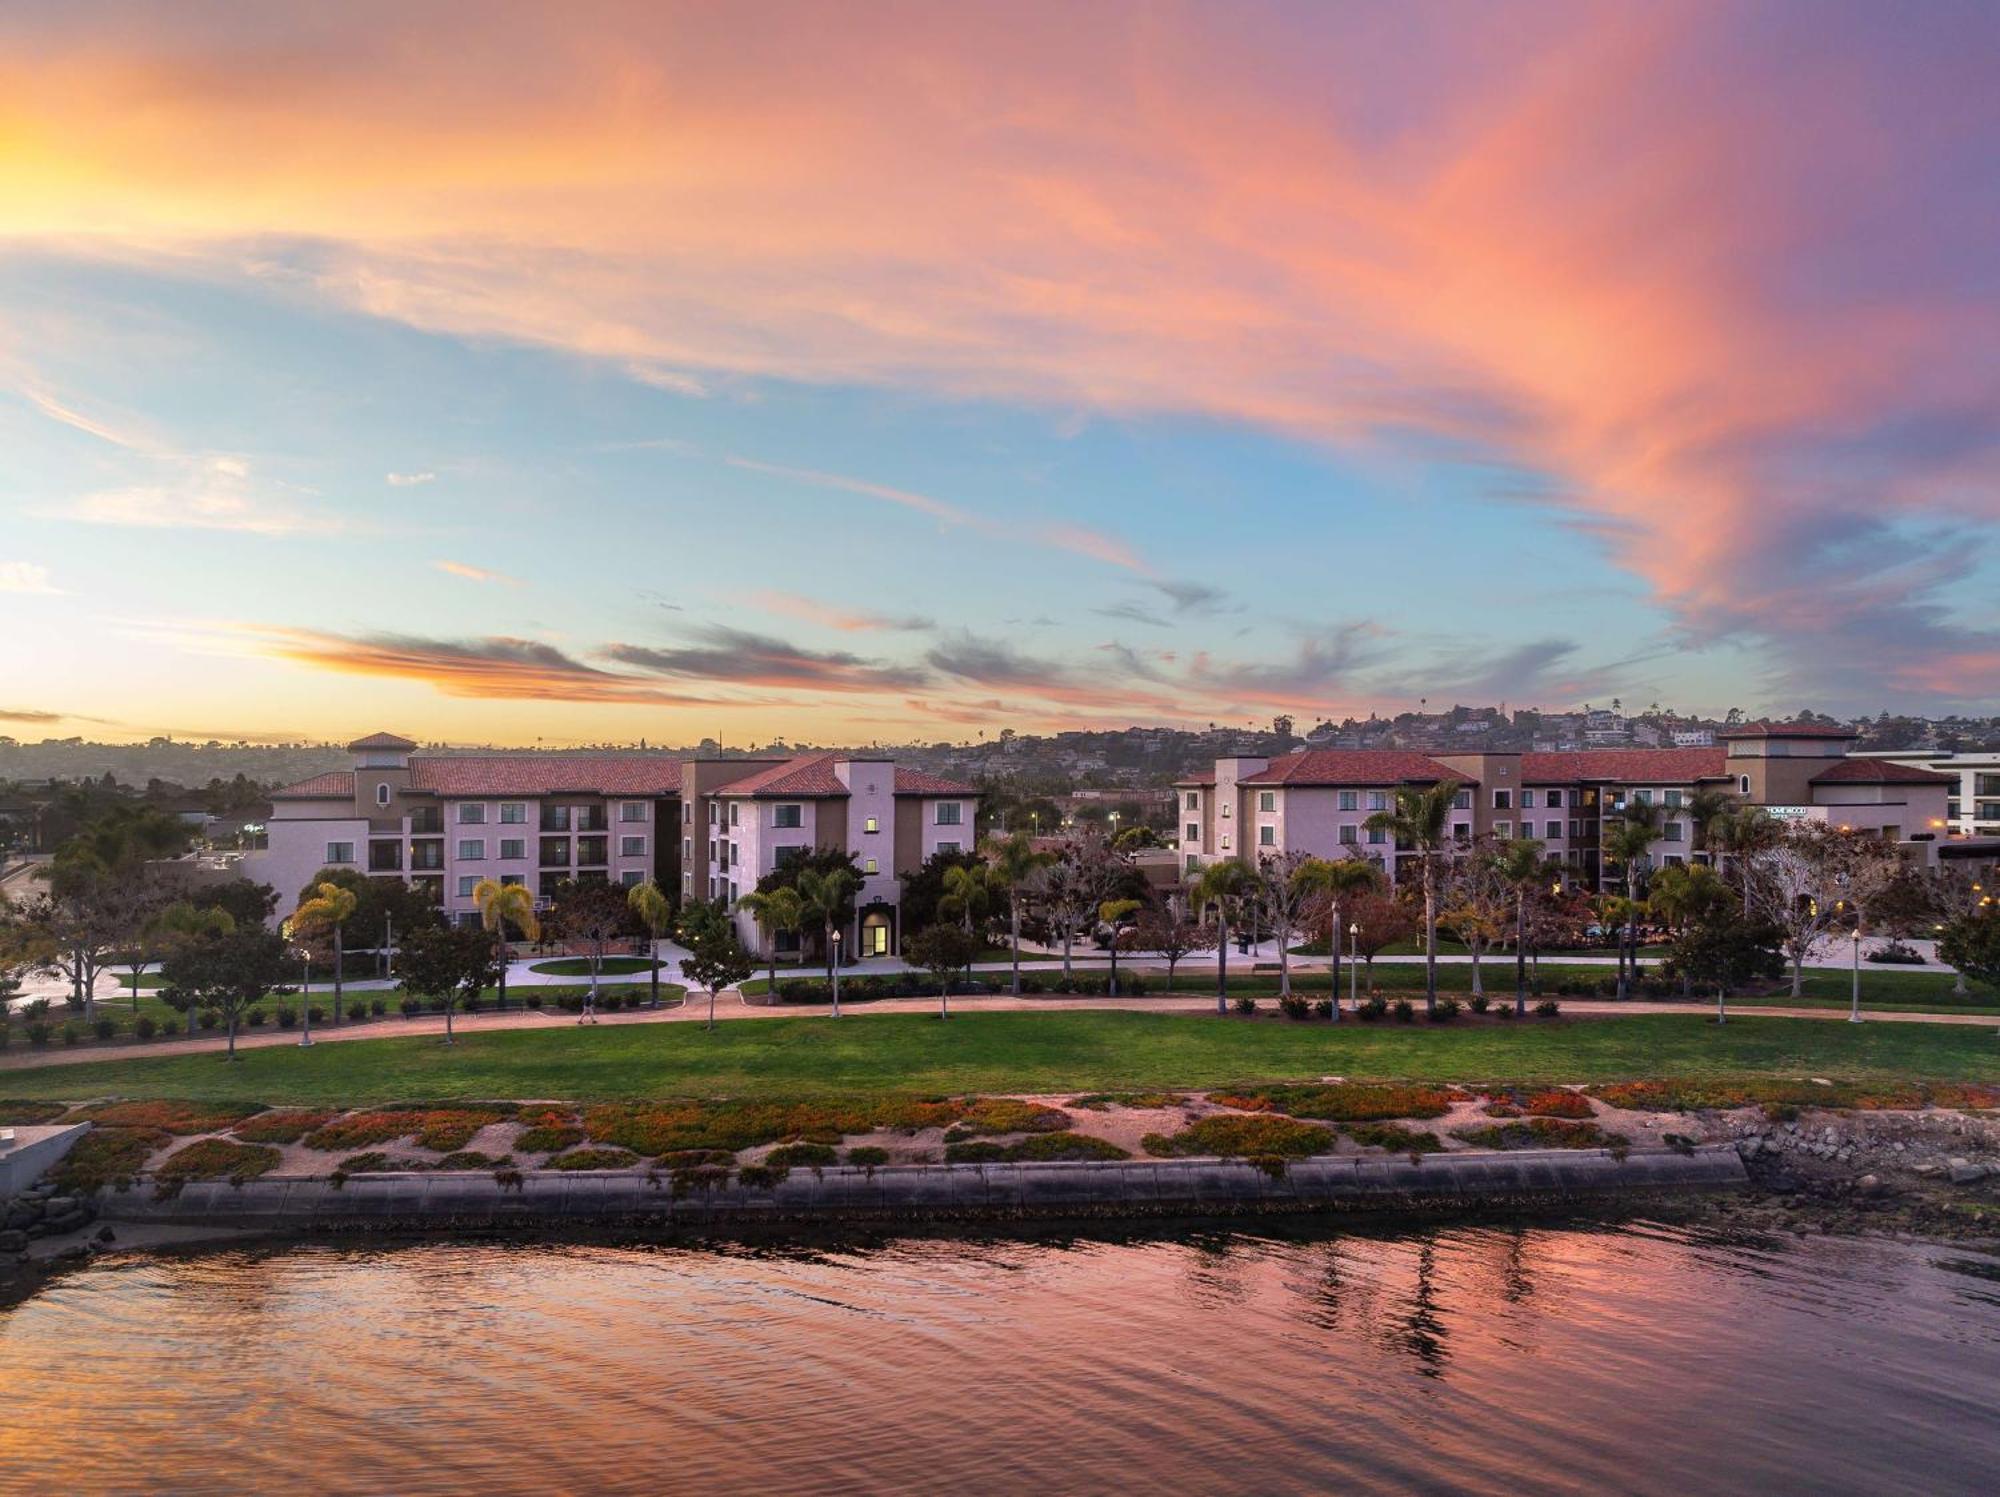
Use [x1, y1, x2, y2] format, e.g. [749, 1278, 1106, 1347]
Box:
[935, 802, 964, 826]
[1493, 790, 1512, 810]
[708, 803, 718, 825]
[864, 857, 879, 874]
[1739, 774, 1751, 794]
[1185, 822, 1200, 842]
[728, 803, 739, 828]
[1220, 802, 1232, 818]
[1665, 790, 1683, 809]
[1547, 821, 1563, 839]
[864, 816, 880, 834]
[1338, 790, 1358, 811]
[1494, 821, 1511, 838]
[682, 836, 691, 857]
[577, 836, 608, 866]
[1452, 822, 1471, 842]
[773, 803, 803, 829]
[619, 869, 643, 887]
[500, 873, 524, 887]
[683, 803, 692, 825]
[621, 835, 646, 857]
[369, 841, 402, 872]
[1978, 774, 2000, 797]
[1220, 833, 1232, 851]
[1520, 790, 1536, 809]
[325, 840, 355, 864]
[541, 805, 571, 832]
[1366, 826, 1385, 845]
[728, 881, 738, 903]
[458, 803, 486, 825]
[1367, 792, 1387, 811]
[1452, 790, 1471, 810]
[1338, 825, 1358, 845]
[1545, 790, 1563, 809]
[540, 837, 570, 867]
[457, 839, 485, 860]
[375, 782, 391, 807]
[500, 803, 526, 824]
[457, 876, 478, 898]
[937, 841, 961, 856]
[1258, 825, 1275, 846]
[1258, 791, 1276, 813]
[1185, 791, 1198, 810]
[500, 838, 525, 860]
[682, 872, 691, 893]
[776, 845, 806, 868]
[1635, 788, 1653, 806]
[709, 876, 717, 899]
[620, 801, 647, 822]
[1664, 823, 1684, 841]
[1186, 854, 1199, 871]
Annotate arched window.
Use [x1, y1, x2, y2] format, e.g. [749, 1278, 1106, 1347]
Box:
[377, 782, 391, 807]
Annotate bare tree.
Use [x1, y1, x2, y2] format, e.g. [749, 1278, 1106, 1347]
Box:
[1747, 823, 1901, 997]
[1251, 851, 1321, 998]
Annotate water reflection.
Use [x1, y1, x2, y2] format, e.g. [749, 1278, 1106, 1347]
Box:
[1, 1220, 1997, 1495]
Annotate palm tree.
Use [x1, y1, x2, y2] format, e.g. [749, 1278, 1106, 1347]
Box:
[1365, 780, 1461, 1016]
[1682, 785, 1737, 866]
[981, 832, 1052, 997]
[625, 879, 672, 1009]
[1190, 859, 1253, 1015]
[1491, 837, 1548, 1017]
[1603, 801, 1662, 1000]
[473, 878, 539, 1012]
[1713, 805, 1781, 897]
[736, 885, 804, 999]
[1297, 856, 1380, 1020]
[1099, 898, 1143, 995]
[291, 880, 358, 1025]
[794, 867, 859, 983]
[1647, 862, 1730, 998]
[938, 863, 991, 935]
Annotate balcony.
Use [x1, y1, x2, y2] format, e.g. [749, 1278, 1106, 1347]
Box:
[540, 807, 572, 833]
[409, 839, 445, 872]
[367, 840, 403, 873]
[576, 836, 608, 868]
[539, 837, 572, 869]
[577, 807, 608, 833]
[409, 808, 443, 835]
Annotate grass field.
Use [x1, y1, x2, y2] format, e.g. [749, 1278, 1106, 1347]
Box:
[527, 957, 663, 977]
[1, 1009, 1994, 1107]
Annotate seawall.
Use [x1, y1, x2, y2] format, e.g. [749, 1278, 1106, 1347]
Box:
[96, 1145, 1747, 1233]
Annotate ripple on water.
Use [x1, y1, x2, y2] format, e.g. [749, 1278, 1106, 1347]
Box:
[1, 1224, 1998, 1496]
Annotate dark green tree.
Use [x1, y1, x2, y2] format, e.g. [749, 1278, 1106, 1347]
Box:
[397, 922, 499, 1044]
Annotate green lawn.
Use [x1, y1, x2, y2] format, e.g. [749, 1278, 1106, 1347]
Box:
[1, 1009, 1994, 1106]
[528, 957, 663, 977]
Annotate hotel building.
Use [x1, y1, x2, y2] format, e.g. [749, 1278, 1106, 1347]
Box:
[249, 734, 977, 956]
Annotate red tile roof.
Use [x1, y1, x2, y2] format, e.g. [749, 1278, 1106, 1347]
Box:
[715, 753, 977, 798]
[1172, 772, 1218, 788]
[407, 756, 684, 797]
[271, 771, 356, 800]
[345, 731, 418, 751]
[1809, 759, 1956, 785]
[1522, 748, 1729, 783]
[893, 767, 979, 797]
[1717, 722, 1857, 740]
[1240, 751, 1472, 787]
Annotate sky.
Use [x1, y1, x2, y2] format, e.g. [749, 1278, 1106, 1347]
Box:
[2, 0, 1996, 747]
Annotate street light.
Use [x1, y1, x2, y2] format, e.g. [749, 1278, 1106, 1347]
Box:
[1849, 927, 1864, 1024]
[1347, 922, 1360, 1010]
[830, 928, 842, 1019]
[294, 944, 315, 1047]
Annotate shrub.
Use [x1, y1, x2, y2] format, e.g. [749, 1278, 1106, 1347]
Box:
[1233, 996, 1258, 1015]
[845, 1146, 891, 1167]
[276, 1006, 298, 1029]
[1867, 945, 1926, 966]
[62, 1023, 82, 1046]
[154, 1138, 281, 1193]
[547, 1147, 639, 1171]
[1003, 1132, 1127, 1162]
[71, 1099, 264, 1134]
[1068, 1092, 1187, 1110]
[1312, 999, 1334, 1020]
[515, 1125, 586, 1154]
[1534, 999, 1561, 1018]
[400, 998, 421, 1017]
[371, 998, 387, 1016]
[245, 1009, 266, 1027]
[135, 1015, 159, 1040]
[0, 1101, 69, 1125]
[232, 1109, 336, 1144]
[525, 993, 545, 1010]
[735, 1161, 788, 1188]
[304, 1107, 508, 1154]
[1356, 996, 1388, 1022]
[1277, 994, 1312, 1021]
[1469, 994, 1490, 1014]
[333, 1152, 397, 1175]
[583, 1096, 967, 1155]
[1392, 1000, 1415, 1023]
[1430, 997, 1461, 1023]
[460, 994, 482, 1015]
[1452, 1118, 1628, 1150]
[307, 1006, 326, 1025]
[950, 1098, 1071, 1137]
[93, 1017, 117, 1041]
[26, 1021, 50, 1046]
[53, 1126, 169, 1193]
[1343, 1122, 1444, 1155]
[197, 1010, 219, 1031]
[1494, 1004, 1517, 1020]
[1211, 1083, 1456, 1122]
[1141, 1114, 1335, 1159]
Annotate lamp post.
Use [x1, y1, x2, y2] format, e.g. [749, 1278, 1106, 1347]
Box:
[1850, 927, 1863, 1024]
[295, 945, 314, 1047]
[1347, 922, 1359, 1010]
[830, 928, 842, 1019]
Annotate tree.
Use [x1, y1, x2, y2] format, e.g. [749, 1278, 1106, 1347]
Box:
[1190, 859, 1254, 1015]
[397, 922, 498, 1044]
[1931, 869, 1992, 997]
[1663, 899, 1784, 1023]
[1438, 844, 1510, 1000]
[1603, 801, 1663, 1000]
[292, 865, 442, 975]
[905, 923, 979, 1018]
[1297, 855, 1379, 1020]
[1028, 835, 1119, 982]
[678, 914, 755, 1030]
[290, 880, 359, 1025]
[736, 884, 805, 997]
[625, 879, 673, 1010]
[1099, 897, 1143, 995]
[145, 899, 235, 1033]
[981, 832, 1052, 997]
[1853, 860, 1935, 959]
[1937, 907, 2000, 997]
[1647, 863, 1734, 997]
[897, 846, 984, 935]
[1365, 780, 1462, 1016]
[1345, 889, 1420, 990]
[1681, 786, 1738, 864]
[795, 866, 860, 981]
[1490, 838, 1548, 1017]
[159, 923, 288, 1059]
[1712, 806, 1782, 897]
[474, 878, 540, 1012]
[756, 848, 864, 963]
[937, 862, 993, 935]
[1249, 852, 1321, 999]
[545, 878, 635, 1009]
[1748, 823, 1902, 997]
[1131, 907, 1213, 991]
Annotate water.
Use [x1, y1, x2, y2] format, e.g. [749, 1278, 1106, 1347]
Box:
[3, 1222, 1997, 1495]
